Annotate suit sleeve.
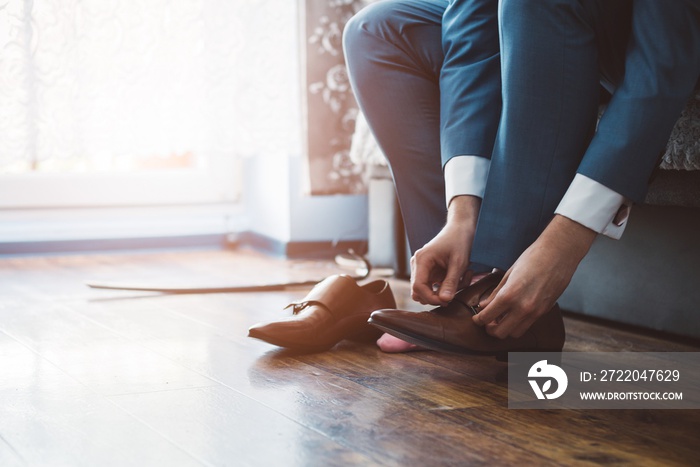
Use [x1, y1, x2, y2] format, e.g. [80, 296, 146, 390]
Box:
[577, 0, 700, 203]
[439, 0, 501, 168]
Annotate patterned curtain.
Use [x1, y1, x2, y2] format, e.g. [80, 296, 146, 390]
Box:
[303, 0, 369, 195]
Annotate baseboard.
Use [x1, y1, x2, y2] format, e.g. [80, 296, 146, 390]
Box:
[233, 231, 366, 259]
[562, 310, 700, 349]
[0, 234, 230, 256]
[0, 230, 367, 259]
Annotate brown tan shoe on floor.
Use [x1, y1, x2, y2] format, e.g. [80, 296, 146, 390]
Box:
[248, 275, 396, 351]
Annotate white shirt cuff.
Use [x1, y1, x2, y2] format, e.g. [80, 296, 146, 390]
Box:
[555, 174, 632, 240]
[444, 155, 491, 207]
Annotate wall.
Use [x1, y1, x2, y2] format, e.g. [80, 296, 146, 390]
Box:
[241, 0, 368, 253]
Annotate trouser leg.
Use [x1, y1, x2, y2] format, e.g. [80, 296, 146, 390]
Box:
[471, 0, 632, 270]
[344, 0, 448, 254]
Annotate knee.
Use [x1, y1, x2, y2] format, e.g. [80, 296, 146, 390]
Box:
[341, 10, 365, 64]
[343, 1, 405, 60]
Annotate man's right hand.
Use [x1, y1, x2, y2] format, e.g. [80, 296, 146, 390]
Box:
[410, 195, 480, 306]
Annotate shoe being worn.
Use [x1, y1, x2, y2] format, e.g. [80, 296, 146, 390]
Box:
[248, 275, 396, 351]
[368, 272, 565, 358]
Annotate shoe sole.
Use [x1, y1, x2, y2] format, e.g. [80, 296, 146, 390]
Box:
[368, 317, 560, 362]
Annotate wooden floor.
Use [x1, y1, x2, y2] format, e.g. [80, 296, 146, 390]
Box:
[0, 248, 698, 466]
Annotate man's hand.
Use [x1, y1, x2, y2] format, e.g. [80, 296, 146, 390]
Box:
[411, 195, 480, 306]
[473, 215, 597, 339]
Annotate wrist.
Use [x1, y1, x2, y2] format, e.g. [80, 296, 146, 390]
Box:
[543, 215, 597, 261]
[447, 195, 481, 228]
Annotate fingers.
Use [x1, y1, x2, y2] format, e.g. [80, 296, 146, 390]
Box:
[485, 304, 545, 339]
[481, 288, 525, 339]
[411, 250, 470, 306]
[409, 225, 474, 306]
[472, 270, 538, 339]
[410, 252, 442, 305]
[476, 280, 551, 339]
[472, 271, 510, 327]
[437, 259, 465, 304]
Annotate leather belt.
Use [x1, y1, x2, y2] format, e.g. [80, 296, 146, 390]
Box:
[84, 251, 371, 294]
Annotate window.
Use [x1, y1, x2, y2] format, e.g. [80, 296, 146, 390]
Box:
[0, 0, 299, 209]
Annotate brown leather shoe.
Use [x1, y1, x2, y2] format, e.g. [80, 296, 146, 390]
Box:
[368, 272, 565, 358]
[248, 275, 396, 351]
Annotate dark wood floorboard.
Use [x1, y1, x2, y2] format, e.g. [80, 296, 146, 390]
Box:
[0, 248, 697, 466]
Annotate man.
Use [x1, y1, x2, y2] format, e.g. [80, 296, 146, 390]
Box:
[343, 0, 700, 353]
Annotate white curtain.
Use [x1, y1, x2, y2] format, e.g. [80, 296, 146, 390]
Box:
[0, 0, 300, 173]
